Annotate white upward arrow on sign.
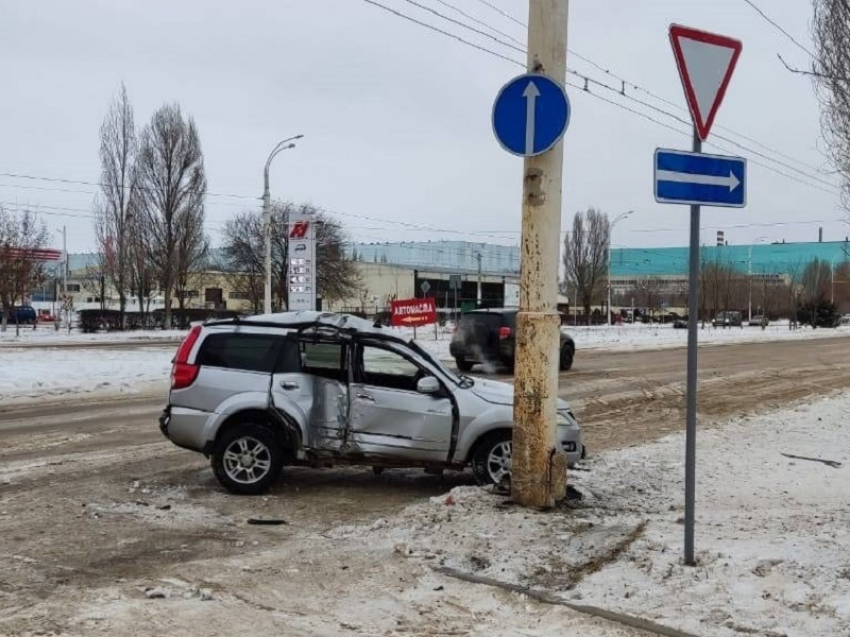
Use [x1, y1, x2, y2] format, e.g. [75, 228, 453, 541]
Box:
[669, 25, 742, 141]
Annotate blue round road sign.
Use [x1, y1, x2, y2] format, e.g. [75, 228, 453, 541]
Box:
[492, 73, 570, 157]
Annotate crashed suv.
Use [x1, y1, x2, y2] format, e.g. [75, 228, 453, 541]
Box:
[159, 312, 583, 494]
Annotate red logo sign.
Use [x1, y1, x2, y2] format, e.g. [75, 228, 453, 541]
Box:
[391, 297, 437, 328]
[289, 221, 310, 239]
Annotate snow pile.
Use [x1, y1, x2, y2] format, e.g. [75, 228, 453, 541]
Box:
[327, 392, 850, 637]
[0, 346, 172, 400]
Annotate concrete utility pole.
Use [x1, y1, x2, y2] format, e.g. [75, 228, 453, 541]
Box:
[512, 0, 569, 509]
[262, 135, 303, 315]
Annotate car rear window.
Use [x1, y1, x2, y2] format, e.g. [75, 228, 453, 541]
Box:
[460, 313, 506, 330]
[196, 333, 286, 373]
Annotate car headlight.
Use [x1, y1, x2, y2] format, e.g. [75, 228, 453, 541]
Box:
[556, 411, 573, 426]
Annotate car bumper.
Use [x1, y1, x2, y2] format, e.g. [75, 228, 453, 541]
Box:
[557, 423, 584, 466]
[159, 404, 211, 454]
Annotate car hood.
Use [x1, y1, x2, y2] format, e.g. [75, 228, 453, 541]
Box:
[470, 377, 572, 411]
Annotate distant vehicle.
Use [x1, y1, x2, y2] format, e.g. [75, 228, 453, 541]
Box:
[449, 308, 575, 373]
[841, 314, 850, 326]
[673, 315, 690, 329]
[748, 314, 768, 327]
[1, 305, 37, 325]
[158, 311, 583, 493]
[712, 311, 743, 328]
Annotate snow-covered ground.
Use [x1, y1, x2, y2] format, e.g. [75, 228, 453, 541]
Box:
[327, 392, 850, 637]
[0, 327, 186, 345]
[0, 346, 172, 402]
[400, 322, 850, 362]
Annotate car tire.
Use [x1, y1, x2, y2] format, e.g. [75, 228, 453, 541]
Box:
[471, 430, 513, 487]
[211, 423, 283, 495]
[455, 357, 474, 372]
[559, 344, 574, 371]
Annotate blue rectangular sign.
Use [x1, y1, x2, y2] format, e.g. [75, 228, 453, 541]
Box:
[654, 149, 747, 208]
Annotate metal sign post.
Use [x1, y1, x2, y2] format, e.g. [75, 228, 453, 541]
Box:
[660, 24, 743, 565]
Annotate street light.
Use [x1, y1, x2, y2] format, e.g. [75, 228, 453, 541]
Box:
[608, 210, 634, 326]
[831, 254, 842, 305]
[263, 134, 303, 315]
[747, 236, 768, 323]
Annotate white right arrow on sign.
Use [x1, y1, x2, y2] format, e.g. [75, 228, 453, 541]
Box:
[670, 25, 742, 141]
[656, 169, 741, 192]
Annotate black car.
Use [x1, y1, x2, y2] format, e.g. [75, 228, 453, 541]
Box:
[449, 308, 575, 373]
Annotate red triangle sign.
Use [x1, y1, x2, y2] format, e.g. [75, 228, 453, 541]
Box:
[669, 25, 742, 141]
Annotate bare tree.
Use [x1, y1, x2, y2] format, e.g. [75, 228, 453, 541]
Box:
[136, 103, 207, 328]
[94, 83, 138, 327]
[127, 210, 155, 323]
[812, 0, 850, 214]
[220, 202, 359, 312]
[173, 207, 209, 311]
[0, 207, 49, 332]
[79, 252, 109, 312]
[561, 207, 610, 322]
[785, 259, 805, 329]
[800, 258, 832, 327]
[627, 276, 664, 320]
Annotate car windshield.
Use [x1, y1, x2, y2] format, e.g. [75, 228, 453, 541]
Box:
[407, 340, 472, 387]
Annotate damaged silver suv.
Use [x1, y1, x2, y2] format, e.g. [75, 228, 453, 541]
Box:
[159, 312, 583, 494]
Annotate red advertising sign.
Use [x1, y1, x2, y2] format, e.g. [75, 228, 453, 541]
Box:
[391, 297, 437, 327]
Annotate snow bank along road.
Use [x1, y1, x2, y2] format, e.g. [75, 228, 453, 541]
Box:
[1, 337, 850, 635]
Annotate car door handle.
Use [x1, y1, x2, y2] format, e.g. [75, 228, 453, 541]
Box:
[279, 381, 299, 390]
[356, 393, 375, 402]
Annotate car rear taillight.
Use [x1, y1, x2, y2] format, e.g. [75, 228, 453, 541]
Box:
[499, 326, 512, 340]
[171, 325, 203, 390]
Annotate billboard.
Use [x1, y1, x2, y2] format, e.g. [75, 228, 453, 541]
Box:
[390, 297, 437, 327]
[287, 212, 317, 311]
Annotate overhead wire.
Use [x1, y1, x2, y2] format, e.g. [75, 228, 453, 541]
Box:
[360, 0, 840, 196]
[435, 0, 832, 181]
[740, 0, 816, 59]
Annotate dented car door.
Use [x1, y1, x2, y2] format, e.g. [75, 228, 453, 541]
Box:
[270, 335, 350, 452]
[346, 339, 454, 462]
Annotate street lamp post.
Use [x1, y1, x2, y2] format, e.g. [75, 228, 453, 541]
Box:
[608, 210, 634, 326]
[831, 254, 841, 305]
[263, 135, 303, 315]
[747, 237, 768, 323]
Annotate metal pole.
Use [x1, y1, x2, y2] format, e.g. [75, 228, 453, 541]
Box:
[607, 252, 612, 326]
[476, 252, 483, 308]
[263, 169, 272, 315]
[684, 127, 702, 566]
[748, 246, 752, 323]
[512, 0, 569, 509]
[262, 135, 303, 315]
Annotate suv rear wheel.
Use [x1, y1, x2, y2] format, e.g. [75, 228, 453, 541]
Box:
[559, 344, 574, 371]
[212, 424, 283, 495]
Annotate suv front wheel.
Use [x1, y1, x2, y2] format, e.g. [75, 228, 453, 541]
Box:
[471, 431, 512, 487]
[212, 424, 283, 495]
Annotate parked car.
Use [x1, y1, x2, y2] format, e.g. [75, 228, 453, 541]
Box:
[841, 314, 850, 326]
[1, 305, 37, 324]
[449, 308, 576, 373]
[712, 311, 743, 328]
[748, 314, 768, 327]
[159, 311, 584, 494]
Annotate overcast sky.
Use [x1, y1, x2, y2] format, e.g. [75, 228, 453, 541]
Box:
[1, 0, 843, 255]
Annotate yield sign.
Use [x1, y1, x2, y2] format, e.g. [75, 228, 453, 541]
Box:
[669, 25, 742, 141]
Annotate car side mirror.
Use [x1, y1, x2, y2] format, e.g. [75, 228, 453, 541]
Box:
[416, 376, 440, 394]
